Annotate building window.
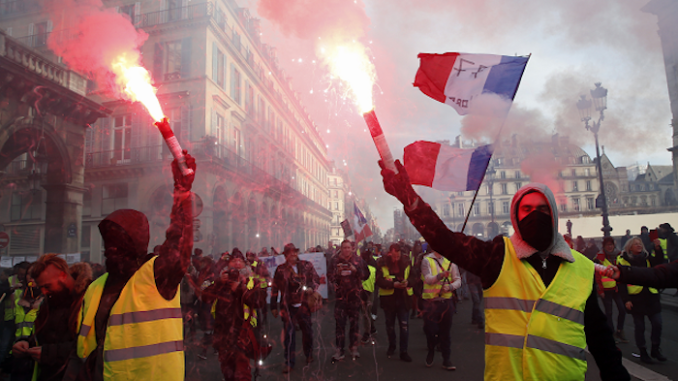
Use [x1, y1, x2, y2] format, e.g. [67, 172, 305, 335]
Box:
[83, 189, 92, 216]
[102, 183, 128, 215]
[586, 180, 592, 191]
[515, 182, 522, 192]
[473, 203, 480, 216]
[230, 65, 242, 104]
[515, 171, 521, 179]
[457, 203, 465, 217]
[560, 203, 567, 213]
[571, 169, 576, 177]
[163, 41, 183, 80]
[500, 171, 506, 179]
[486, 184, 492, 195]
[585, 168, 591, 176]
[501, 183, 508, 194]
[651, 196, 656, 206]
[502, 201, 509, 215]
[215, 49, 225, 87]
[11, 191, 42, 221]
[581, 156, 590, 164]
[113, 115, 132, 162]
[442, 204, 450, 217]
[572, 181, 578, 192]
[488, 201, 494, 216]
[215, 113, 225, 144]
[586, 197, 594, 210]
[573, 197, 580, 212]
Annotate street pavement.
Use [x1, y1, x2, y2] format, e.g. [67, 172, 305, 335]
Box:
[184, 293, 678, 381]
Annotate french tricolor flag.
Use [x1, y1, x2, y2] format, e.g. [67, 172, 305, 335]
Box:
[413, 52, 528, 115]
[404, 141, 493, 191]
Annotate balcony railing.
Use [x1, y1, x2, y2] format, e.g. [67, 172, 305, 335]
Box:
[85, 145, 165, 168]
[14, 32, 50, 48]
[137, 2, 212, 28]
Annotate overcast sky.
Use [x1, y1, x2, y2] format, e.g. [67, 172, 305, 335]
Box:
[244, 0, 674, 232]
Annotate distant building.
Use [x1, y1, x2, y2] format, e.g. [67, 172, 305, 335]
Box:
[417, 135, 678, 239]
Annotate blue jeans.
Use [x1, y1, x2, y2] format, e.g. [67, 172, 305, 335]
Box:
[423, 299, 454, 362]
[283, 305, 313, 368]
[632, 312, 662, 349]
[468, 283, 484, 324]
[383, 298, 409, 353]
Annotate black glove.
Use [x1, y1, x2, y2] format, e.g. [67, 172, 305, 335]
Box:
[378, 159, 420, 209]
[172, 150, 196, 192]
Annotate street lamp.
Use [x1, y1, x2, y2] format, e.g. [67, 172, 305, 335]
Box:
[575, 82, 612, 237]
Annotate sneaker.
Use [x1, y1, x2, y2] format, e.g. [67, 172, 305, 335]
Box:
[361, 333, 371, 344]
[386, 346, 395, 358]
[332, 349, 345, 362]
[350, 347, 360, 359]
[442, 360, 456, 370]
[282, 365, 292, 374]
[425, 351, 434, 367]
[400, 352, 412, 362]
[651, 347, 667, 362]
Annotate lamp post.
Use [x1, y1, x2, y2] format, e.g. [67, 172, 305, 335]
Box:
[576, 82, 612, 237]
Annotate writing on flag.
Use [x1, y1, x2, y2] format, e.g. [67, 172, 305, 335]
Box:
[413, 53, 529, 116]
[352, 204, 373, 243]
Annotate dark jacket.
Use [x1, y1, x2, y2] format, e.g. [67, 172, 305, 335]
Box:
[376, 255, 413, 311]
[202, 279, 265, 349]
[328, 253, 369, 303]
[270, 260, 319, 311]
[402, 184, 629, 381]
[617, 247, 664, 316]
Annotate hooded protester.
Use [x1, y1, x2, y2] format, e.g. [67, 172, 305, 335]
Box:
[616, 237, 665, 363]
[379, 160, 629, 381]
[69, 154, 195, 381]
[593, 238, 627, 343]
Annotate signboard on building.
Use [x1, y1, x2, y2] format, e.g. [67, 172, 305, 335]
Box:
[0, 232, 9, 249]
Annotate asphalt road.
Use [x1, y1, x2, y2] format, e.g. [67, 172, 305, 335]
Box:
[184, 293, 678, 381]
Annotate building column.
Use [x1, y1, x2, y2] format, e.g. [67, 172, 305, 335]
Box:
[42, 184, 84, 254]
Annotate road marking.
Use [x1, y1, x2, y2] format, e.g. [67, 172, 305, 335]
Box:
[622, 357, 671, 381]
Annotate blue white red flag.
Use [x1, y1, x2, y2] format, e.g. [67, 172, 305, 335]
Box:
[404, 141, 493, 191]
[413, 52, 528, 116]
[353, 204, 373, 243]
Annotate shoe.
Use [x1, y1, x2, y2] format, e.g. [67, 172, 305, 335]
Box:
[425, 351, 434, 367]
[350, 347, 360, 359]
[639, 348, 653, 364]
[361, 333, 371, 344]
[371, 313, 378, 321]
[615, 330, 628, 344]
[442, 360, 456, 371]
[400, 352, 412, 362]
[651, 346, 667, 362]
[282, 365, 292, 374]
[332, 349, 345, 362]
[386, 346, 395, 358]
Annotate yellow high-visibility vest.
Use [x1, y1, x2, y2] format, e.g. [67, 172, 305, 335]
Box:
[362, 265, 376, 293]
[658, 238, 668, 260]
[251, 261, 268, 289]
[599, 258, 616, 289]
[483, 237, 593, 381]
[5, 275, 18, 321]
[616, 256, 658, 295]
[76, 257, 183, 381]
[14, 290, 39, 341]
[211, 277, 258, 327]
[379, 263, 413, 297]
[421, 255, 453, 300]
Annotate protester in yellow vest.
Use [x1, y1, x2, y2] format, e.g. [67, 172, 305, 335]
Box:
[376, 243, 414, 362]
[11, 272, 42, 381]
[202, 251, 266, 381]
[71, 154, 195, 381]
[616, 237, 666, 364]
[360, 246, 378, 344]
[380, 159, 629, 381]
[593, 237, 627, 344]
[0, 262, 29, 370]
[420, 247, 460, 370]
[246, 251, 271, 329]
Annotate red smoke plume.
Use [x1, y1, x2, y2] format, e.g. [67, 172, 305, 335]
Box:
[44, 0, 148, 95]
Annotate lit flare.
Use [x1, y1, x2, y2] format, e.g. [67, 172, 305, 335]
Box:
[321, 44, 375, 113]
[110, 53, 164, 121]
